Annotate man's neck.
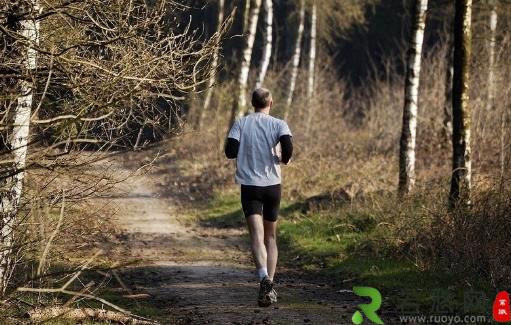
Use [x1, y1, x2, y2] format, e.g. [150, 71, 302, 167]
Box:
[255, 107, 270, 115]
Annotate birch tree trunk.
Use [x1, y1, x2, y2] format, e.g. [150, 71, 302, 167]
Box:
[243, 0, 251, 34]
[198, 0, 224, 130]
[486, 0, 497, 111]
[398, 0, 428, 195]
[443, 42, 454, 141]
[255, 0, 273, 88]
[283, 0, 305, 121]
[0, 0, 40, 296]
[229, 0, 262, 124]
[449, 0, 472, 205]
[305, 1, 317, 136]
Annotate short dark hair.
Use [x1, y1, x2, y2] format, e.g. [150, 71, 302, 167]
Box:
[251, 88, 272, 109]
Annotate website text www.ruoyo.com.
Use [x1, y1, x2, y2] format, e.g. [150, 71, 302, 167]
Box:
[398, 314, 491, 324]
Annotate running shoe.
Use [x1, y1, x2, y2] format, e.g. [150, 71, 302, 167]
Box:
[258, 276, 277, 307]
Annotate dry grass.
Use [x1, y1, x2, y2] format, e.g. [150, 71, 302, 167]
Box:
[423, 183, 511, 287]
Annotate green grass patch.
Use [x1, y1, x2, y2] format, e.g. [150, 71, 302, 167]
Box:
[195, 191, 245, 228]
[277, 199, 493, 313]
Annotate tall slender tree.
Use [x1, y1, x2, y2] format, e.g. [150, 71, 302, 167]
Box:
[398, 0, 428, 195]
[305, 1, 317, 136]
[0, 0, 40, 295]
[198, 0, 225, 130]
[255, 0, 273, 88]
[283, 0, 305, 120]
[450, 0, 473, 205]
[243, 0, 251, 34]
[486, 0, 498, 110]
[230, 0, 262, 124]
[443, 41, 454, 141]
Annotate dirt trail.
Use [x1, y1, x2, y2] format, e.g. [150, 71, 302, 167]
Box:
[105, 149, 360, 324]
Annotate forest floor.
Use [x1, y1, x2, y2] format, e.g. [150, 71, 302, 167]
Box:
[103, 144, 370, 325]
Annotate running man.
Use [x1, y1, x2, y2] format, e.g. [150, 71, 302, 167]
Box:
[225, 88, 293, 307]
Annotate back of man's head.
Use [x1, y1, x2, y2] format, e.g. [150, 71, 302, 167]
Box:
[252, 88, 272, 110]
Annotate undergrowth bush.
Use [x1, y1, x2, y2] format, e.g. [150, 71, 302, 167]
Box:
[423, 184, 511, 287]
[279, 181, 511, 288]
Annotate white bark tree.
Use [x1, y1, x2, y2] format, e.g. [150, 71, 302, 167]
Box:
[450, 0, 473, 205]
[398, 0, 428, 195]
[198, 0, 225, 130]
[443, 42, 454, 140]
[230, 0, 262, 123]
[305, 1, 317, 136]
[255, 0, 273, 88]
[283, 0, 305, 120]
[243, 0, 251, 34]
[0, 0, 40, 295]
[486, 0, 498, 110]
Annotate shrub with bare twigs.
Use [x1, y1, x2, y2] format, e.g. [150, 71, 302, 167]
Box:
[0, 0, 231, 320]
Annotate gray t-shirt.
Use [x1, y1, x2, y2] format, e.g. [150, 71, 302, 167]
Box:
[228, 112, 292, 186]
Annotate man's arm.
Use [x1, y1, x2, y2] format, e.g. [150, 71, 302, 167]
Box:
[225, 137, 240, 159]
[225, 120, 241, 159]
[279, 135, 293, 164]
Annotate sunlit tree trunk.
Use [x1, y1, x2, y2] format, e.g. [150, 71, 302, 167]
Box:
[198, 0, 225, 130]
[0, 0, 40, 296]
[305, 1, 317, 136]
[449, 0, 472, 205]
[443, 42, 454, 141]
[283, 0, 305, 120]
[255, 0, 273, 88]
[243, 0, 251, 34]
[229, 0, 262, 124]
[398, 0, 428, 195]
[486, 0, 497, 111]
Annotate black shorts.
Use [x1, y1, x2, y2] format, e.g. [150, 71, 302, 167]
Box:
[240, 184, 281, 222]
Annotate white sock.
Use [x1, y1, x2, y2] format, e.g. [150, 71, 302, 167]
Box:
[257, 267, 268, 281]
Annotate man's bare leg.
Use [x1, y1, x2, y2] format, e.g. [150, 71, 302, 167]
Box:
[264, 220, 278, 281]
[246, 214, 267, 277]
